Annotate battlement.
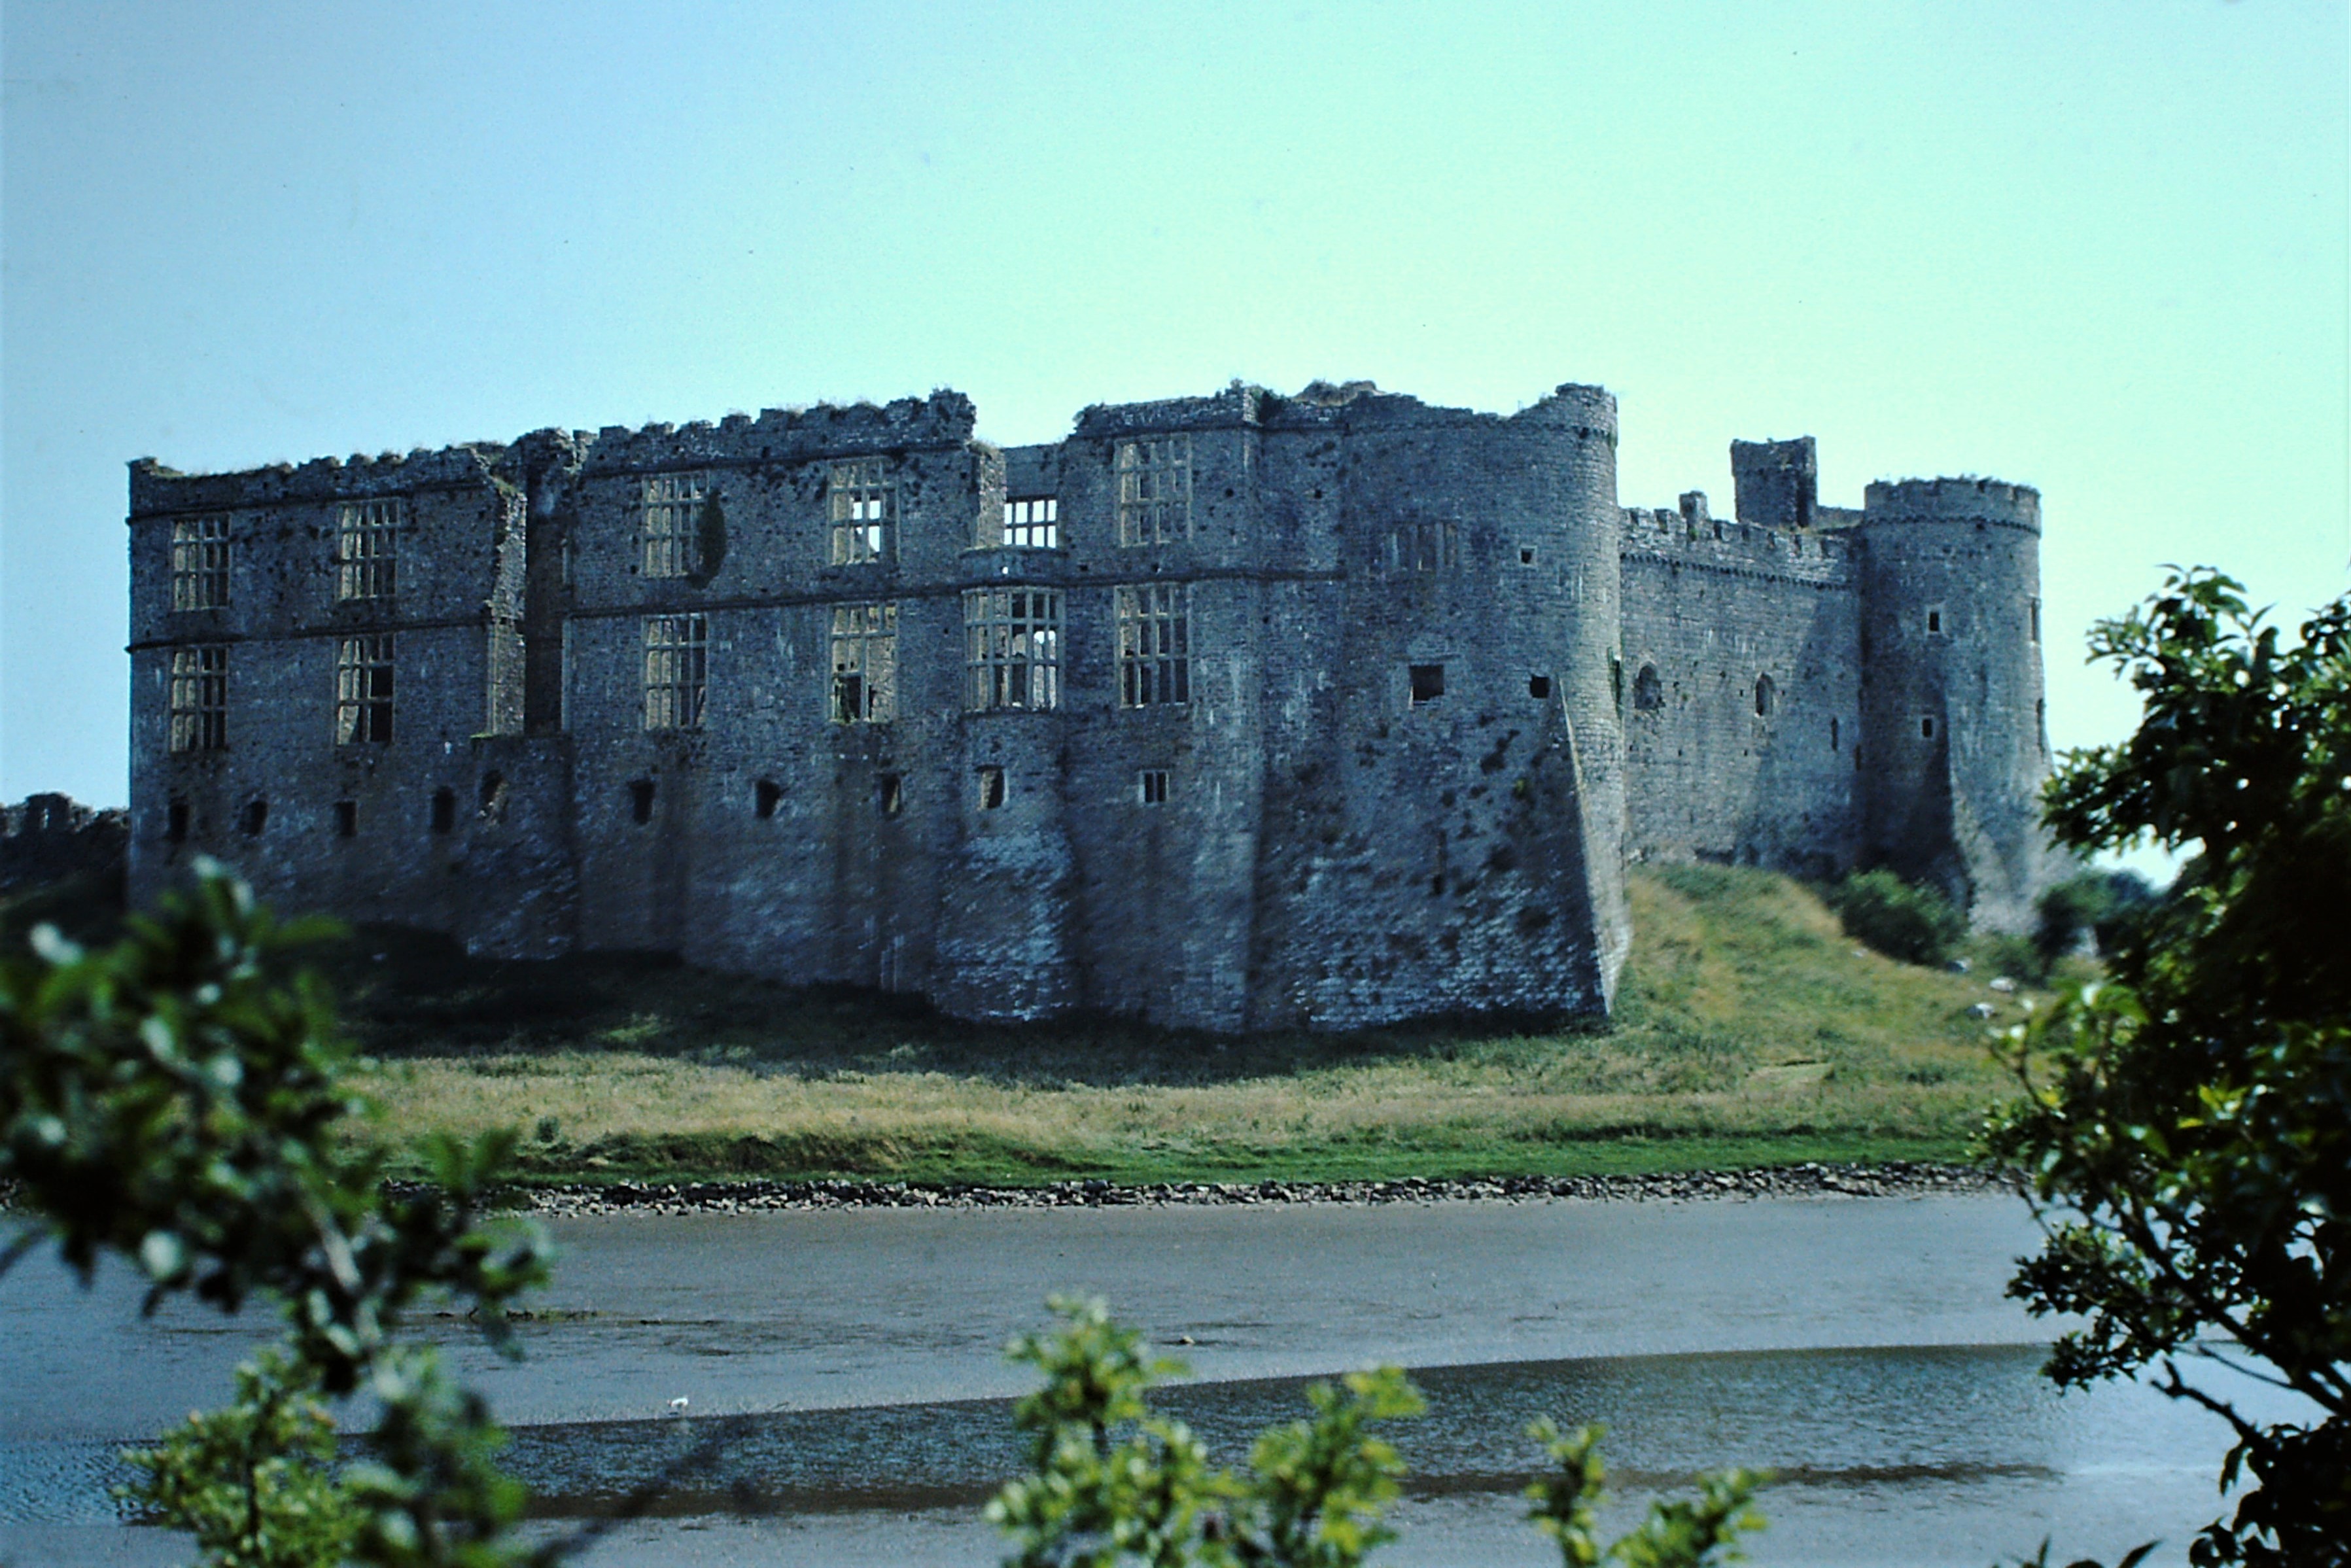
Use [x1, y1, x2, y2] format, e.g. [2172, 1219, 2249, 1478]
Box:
[1863, 476, 2040, 531]
[1731, 436, 1818, 531]
[1618, 503, 1854, 584]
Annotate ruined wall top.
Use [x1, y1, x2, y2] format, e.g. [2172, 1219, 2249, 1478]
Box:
[127, 391, 980, 516]
[1069, 379, 1618, 442]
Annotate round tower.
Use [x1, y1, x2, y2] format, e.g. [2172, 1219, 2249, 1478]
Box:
[1855, 476, 2052, 930]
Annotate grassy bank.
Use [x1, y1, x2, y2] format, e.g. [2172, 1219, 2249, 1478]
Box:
[282, 864, 2068, 1186]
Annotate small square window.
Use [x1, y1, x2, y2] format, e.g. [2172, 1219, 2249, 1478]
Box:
[1409, 664, 1446, 706]
[1139, 769, 1170, 805]
[978, 766, 1006, 810]
[1925, 606, 1946, 636]
[1519, 547, 1535, 566]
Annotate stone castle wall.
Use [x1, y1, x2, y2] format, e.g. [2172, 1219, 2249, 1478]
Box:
[125, 381, 2051, 1029]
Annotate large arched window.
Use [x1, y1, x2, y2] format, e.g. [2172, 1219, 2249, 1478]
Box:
[1633, 663, 1663, 712]
[1754, 674, 1776, 718]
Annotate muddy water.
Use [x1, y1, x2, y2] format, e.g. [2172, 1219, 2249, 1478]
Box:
[0, 1194, 2288, 1565]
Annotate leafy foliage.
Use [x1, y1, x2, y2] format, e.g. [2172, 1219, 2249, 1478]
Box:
[119, 1348, 360, 1568]
[990, 1298, 1766, 1568]
[1825, 869, 1968, 967]
[1985, 568, 2350, 1565]
[0, 860, 551, 1567]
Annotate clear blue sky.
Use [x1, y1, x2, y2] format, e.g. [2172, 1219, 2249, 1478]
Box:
[5, 0, 2345, 816]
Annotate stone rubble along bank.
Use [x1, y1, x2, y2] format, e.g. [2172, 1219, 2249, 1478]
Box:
[474, 1162, 2010, 1219]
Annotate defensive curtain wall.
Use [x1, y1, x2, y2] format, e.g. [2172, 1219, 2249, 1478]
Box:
[125, 379, 2051, 1030]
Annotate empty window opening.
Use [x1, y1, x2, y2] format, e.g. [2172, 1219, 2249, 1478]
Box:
[829, 459, 895, 564]
[2030, 597, 2042, 644]
[336, 498, 401, 601]
[2037, 698, 2048, 752]
[965, 587, 1062, 710]
[1408, 664, 1446, 706]
[478, 771, 508, 822]
[1633, 663, 1664, 712]
[239, 798, 268, 837]
[627, 780, 654, 825]
[1921, 716, 1937, 740]
[1529, 674, 1552, 701]
[167, 799, 190, 843]
[878, 773, 905, 816]
[1519, 547, 1536, 566]
[1117, 583, 1191, 706]
[978, 766, 1006, 810]
[431, 788, 457, 833]
[171, 515, 231, 610]
[830, 602, 899, 723]
[1754, 674, 1776, 718]
[755, 778, 783, 820]
[1387, 521, 1459, 573]
[169, 645, 229, 752]
[1139, 769, 1171, 805]
[334, 800, 358, 838]
[1925, 606, 1945, 636]
[642, 472, 710, 578]
[642, 614, 708, 731]
[336, 635, 396, 745]
[1003, 497, 1060, 549]
[1115, 435, 1191, 546]
[1831, 716, 1841, 752]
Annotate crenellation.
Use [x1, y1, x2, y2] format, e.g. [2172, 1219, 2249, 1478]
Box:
[126, 377, 2057, 1030]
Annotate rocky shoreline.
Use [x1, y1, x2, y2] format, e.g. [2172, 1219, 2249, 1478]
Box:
[481, 1160, 2011, 1218]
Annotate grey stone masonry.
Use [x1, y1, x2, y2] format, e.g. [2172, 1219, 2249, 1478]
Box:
[126, 386, 2054, 1028]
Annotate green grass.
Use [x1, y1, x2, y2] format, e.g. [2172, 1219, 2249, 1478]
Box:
[270, 863, 2076, 1186]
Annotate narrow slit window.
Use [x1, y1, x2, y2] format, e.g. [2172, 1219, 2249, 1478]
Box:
[1003, 497, 1059, 549]
[171, 515, 231, 610]
[964, 587, 1062, 711]
[829, 602, 898, 724]
[628, 780, 654, 824]
[1925, 606, 1945, 636]
[642, 614, 709, 731]
[167, 799, 190, 842]
[1408, 663, 1446, 706]
[334, 800, 358, 838]
[642, 472, 708, 578]
[878, 773, 904, 816]
[1921, 716, 1937, 740]
[1139, 769, 1170, 805]
[336, 635, 396, 745]
[1753, 674, 1775, 718]
[169, 645, 229, 752]
[829, 459, 894, 565]
[1115, 436, 1190, 546]
[755, 778, 783, 820]
[977, 766, 1006, 810]
[336, 498, 401, 601]
[2029, 597, 2042, 644]
[430, 788, 457, 833]
[1117, 583, 1191, 707]
[1831, 716, 1841, 752]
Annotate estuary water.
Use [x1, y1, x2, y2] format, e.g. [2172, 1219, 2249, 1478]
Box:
[0, 1193, 2291, 1566]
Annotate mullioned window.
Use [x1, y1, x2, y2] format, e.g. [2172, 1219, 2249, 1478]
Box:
[1117, 583, 1191, 707]
[169, 645, 228, 752]
[336, 499, 401, 601]
[1115, 436, 1189, 546]
[964, 587, 1061, 711]
[642, 614, 708, 730]
[335, 635, 396, 744]
[829, 602, 899, 723]
[829, 460, 895, 565]
[171, 515, 231, 610]
[642, 473, 709, 579]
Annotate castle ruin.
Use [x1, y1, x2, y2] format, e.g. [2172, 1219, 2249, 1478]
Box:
[126, 379, 2055, 1030]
